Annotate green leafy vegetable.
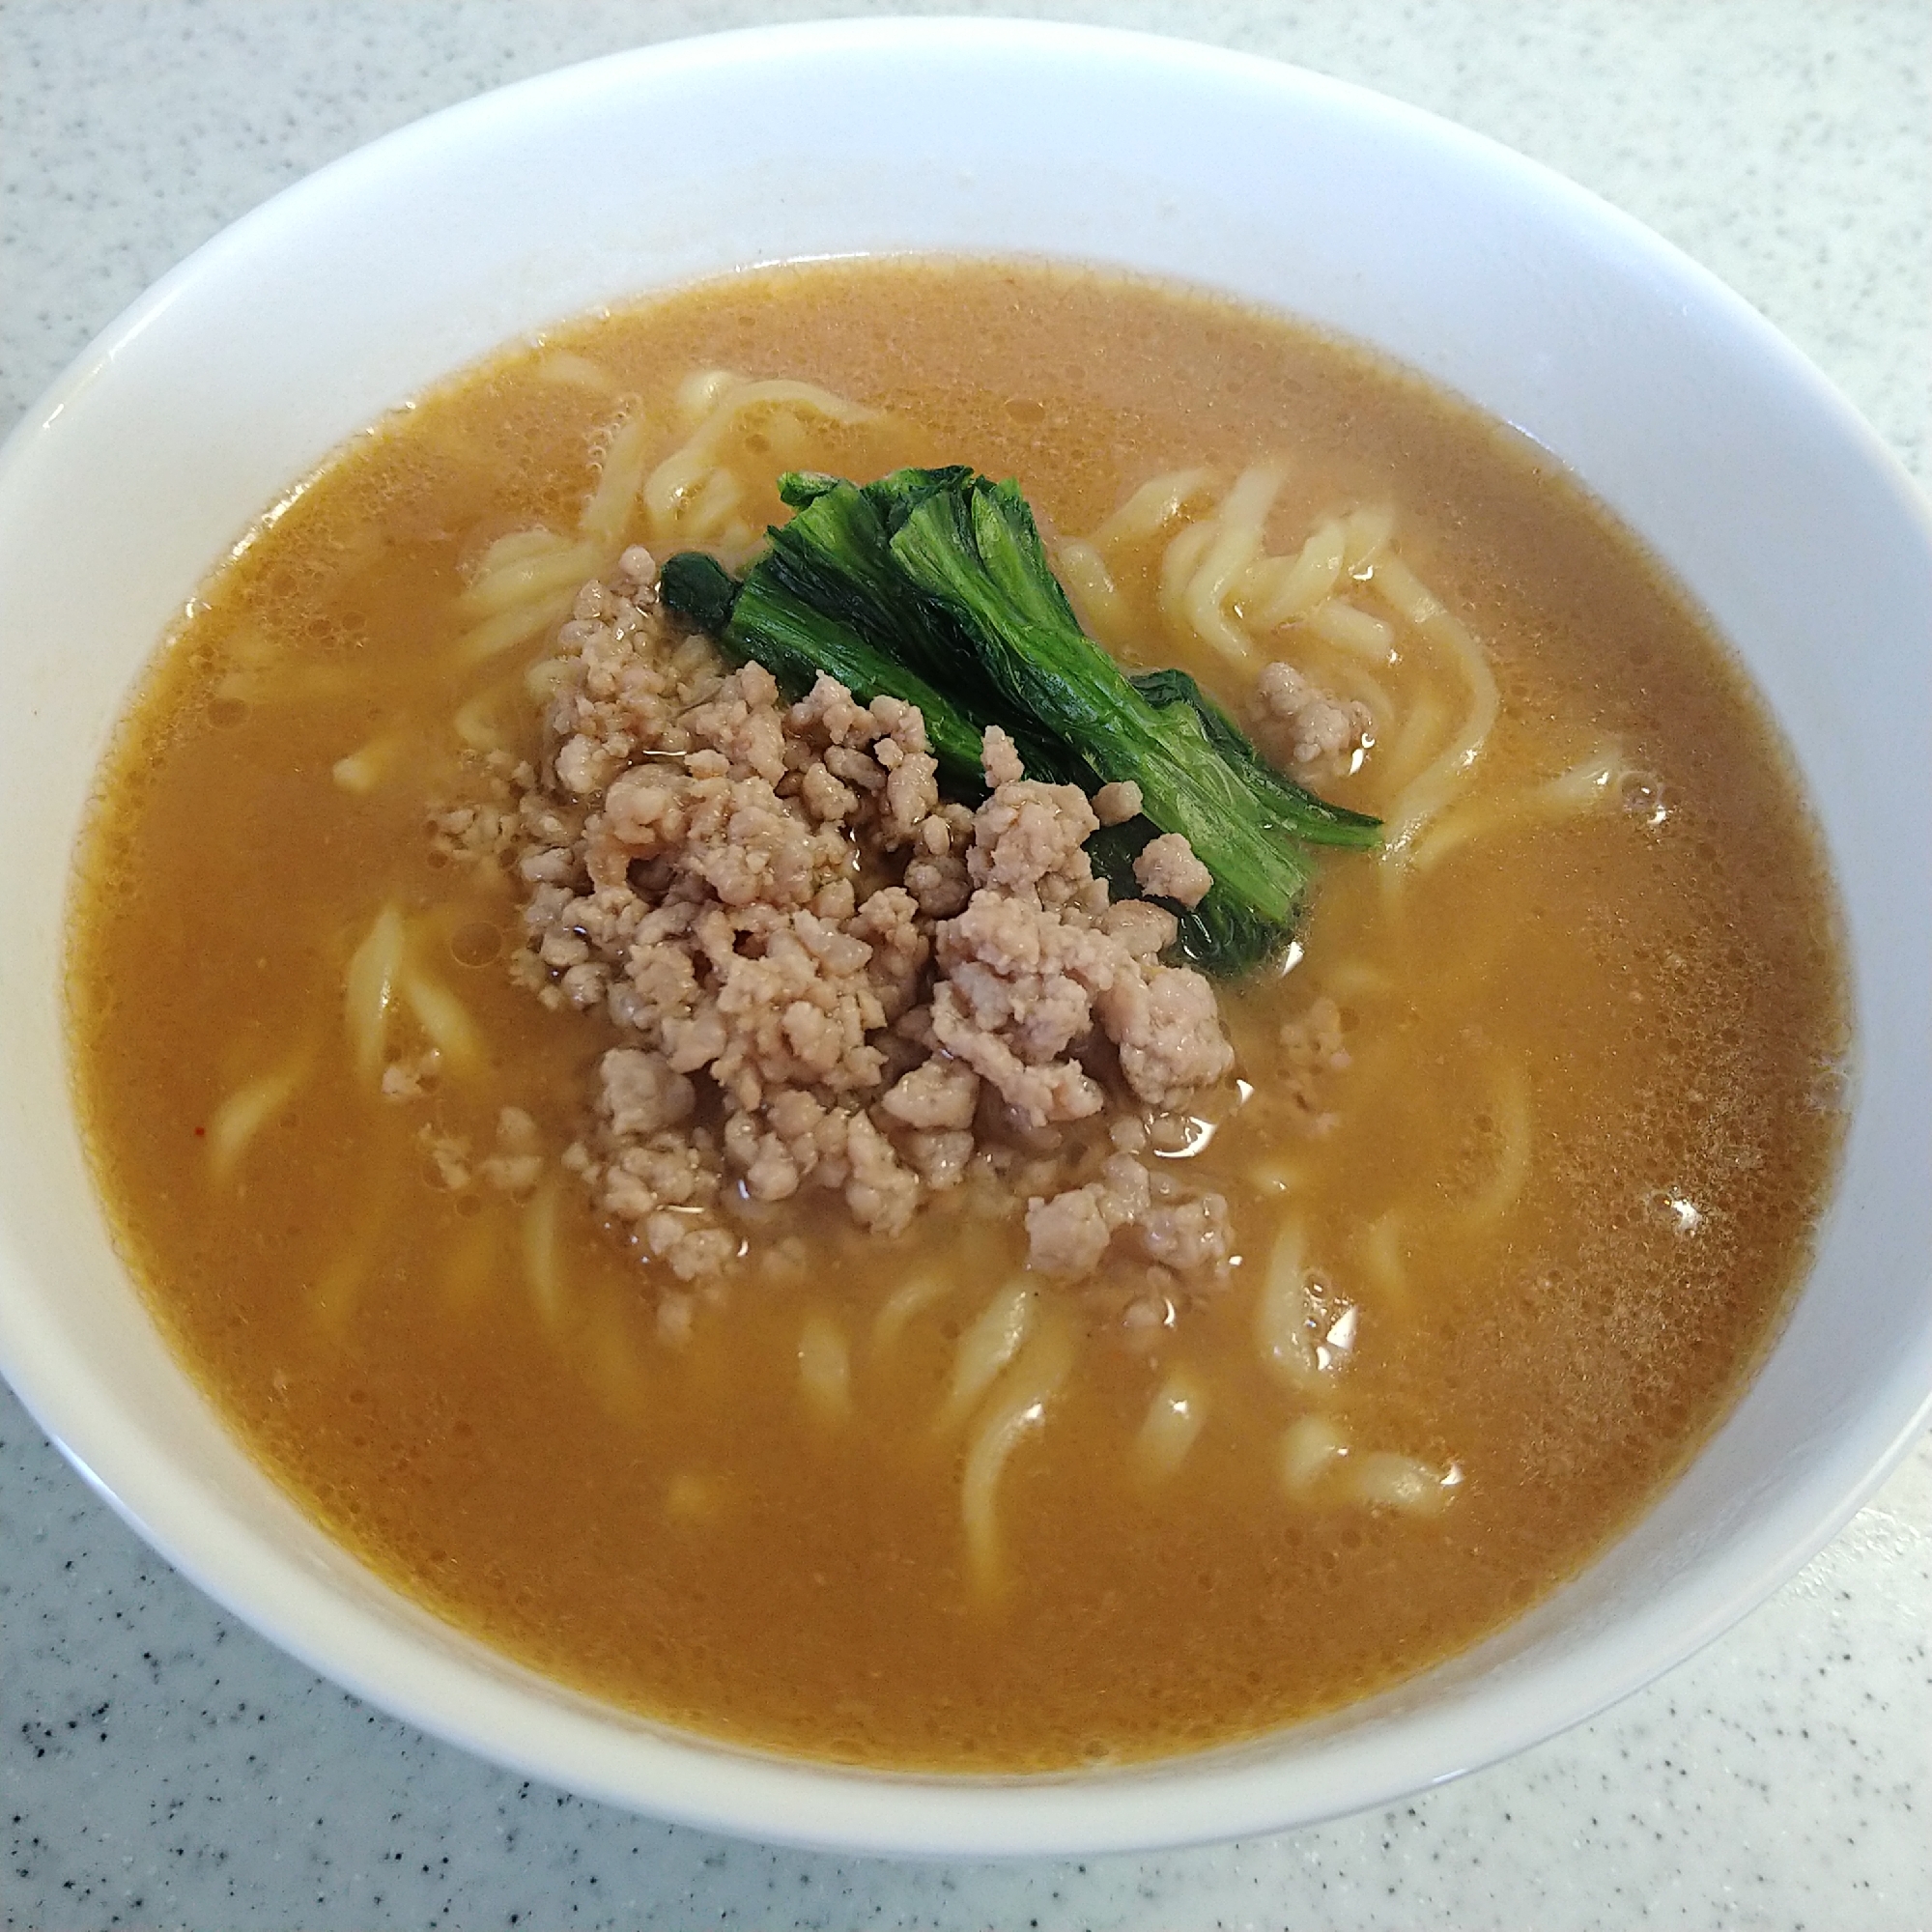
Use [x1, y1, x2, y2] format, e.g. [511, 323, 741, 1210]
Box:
[660, 549, 989, 788]
[1128, 668, 1382, 852]
[659, 465, 1379, 975]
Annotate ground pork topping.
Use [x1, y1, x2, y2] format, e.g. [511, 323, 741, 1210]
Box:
[1023, 1152, 1235, 1282]
[1132, 831, 1214, 908]
[1251, 659, 1374, 777]
[457, 557, 1243, 1294]
[1277, 993, 1351, 1134]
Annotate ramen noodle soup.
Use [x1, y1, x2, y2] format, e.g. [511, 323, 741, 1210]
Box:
[68, 260, 1846, 1770]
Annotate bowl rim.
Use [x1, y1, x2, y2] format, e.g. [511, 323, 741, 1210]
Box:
[3, 13, 1931, 1860]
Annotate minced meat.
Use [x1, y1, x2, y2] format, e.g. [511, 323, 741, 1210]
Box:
[442, 551, 1237, 1290]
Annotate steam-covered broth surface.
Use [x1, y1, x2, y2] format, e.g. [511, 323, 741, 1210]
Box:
[69, 260, 1846, 1770]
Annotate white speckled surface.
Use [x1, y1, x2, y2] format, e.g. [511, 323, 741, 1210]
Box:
[3, 2, 1929, 1926]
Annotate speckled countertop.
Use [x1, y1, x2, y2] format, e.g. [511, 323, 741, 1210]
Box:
[3, 3, 1929, 1927]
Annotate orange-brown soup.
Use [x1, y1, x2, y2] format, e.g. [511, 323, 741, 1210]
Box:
[69, 260, 1846, 1769]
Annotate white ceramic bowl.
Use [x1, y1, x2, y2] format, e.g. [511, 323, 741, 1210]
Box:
[1, 18, 1928, 1860]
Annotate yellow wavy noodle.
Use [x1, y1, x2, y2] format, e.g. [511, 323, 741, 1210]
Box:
[735, 403, 822, 481]
[439, 1207, 500, 1314]
[1321, 958, 1394, 1002]
[578, 407, 655, 549]
[1367, 552, 1501, 852]
[344, 902, 406, 1085]
[1307, 598, 1394, 659]
[532, 351, 617, 394]
[674, 367, 739, 421]
[474, 526, 570, 574]
[310, 1157, 402, 1333]
[460, 534, 603, 618]
[1376, 685, 1450, 802]
[959, 1314, 1076, 1598]
[642, 373, 878, 546]
[330, 729, 406, 795]
[687, 467, 746, 544]
[1341, 502, 1397, 571]
[1051, 538, 1130, 647]
[934, 1280, 1035, 1435]
[582, 1297, 647, 1422]
[1134, 1367, 1207, 1480]
[523, 653, 574, 703]
[1279, 1412, 1350, 1493]
[1356, 1209, 1408, 1313]
[1156, 519, 1214, 638]
[1238, 515, 1347, 629]
[871, 1272, 951, 1354]
[1181, 462, 1290, 663]
[522, 1178, 562, 1326]
[207, 1049, 311, 1184]
[1409, 740, 1627, 873]
[453, 584, 581, 668]
[1245, 1155, 1305, 1198]
[798, 1311, 853, 1425]
[1456, 1058, 1533, 1230]
[1277, 1420, 1458, 1517]
[1088, 466, 1215, 553]
[400, 963, 482, 1071]
[450, 396, 656, 668]
[1540, 740, 1628, 808]
[451, 684, 508, 753]
[1349, 1450, 1460, 1515]
[213, 623, 358, 707]
[1255, 1221, 1322, 1392]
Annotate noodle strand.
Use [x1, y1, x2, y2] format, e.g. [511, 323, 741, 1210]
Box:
[1256, 1222, 1322, 1390]
[344, 903, 406, 1085]
[936, 1279, 1036, 1434]
[959, 1315, 1076, 1597]
[207, 1050, 311, 1182]
[872, 1273, 951, 1353]
[1135, 1367, 1207, 1480]
[522, 1179, 562, 1324]
[798, 1312, 853, 1423]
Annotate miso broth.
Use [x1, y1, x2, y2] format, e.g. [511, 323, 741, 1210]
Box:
[68, 259, 1846, 1769]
